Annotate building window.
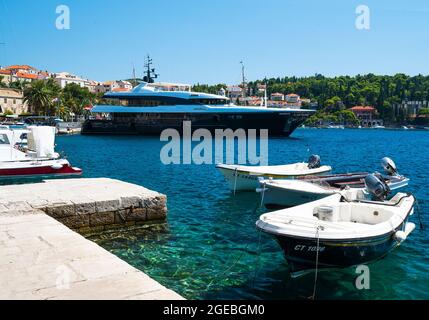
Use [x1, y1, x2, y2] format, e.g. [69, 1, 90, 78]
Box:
[13, 99, 16, 104]
[3, 98, 6, 103]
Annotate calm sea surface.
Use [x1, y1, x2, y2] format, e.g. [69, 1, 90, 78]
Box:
[56, 128, 429, 300]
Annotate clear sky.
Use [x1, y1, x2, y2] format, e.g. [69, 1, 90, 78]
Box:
[1, 0, 428, 84]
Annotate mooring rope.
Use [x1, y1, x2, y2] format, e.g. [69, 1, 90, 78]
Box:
[260, 181, 266, 208]
[415, 198, 424, 229]
[233, 168, 238, 195]
[310, 226, 323, 300]
[252, 227, 264, 288]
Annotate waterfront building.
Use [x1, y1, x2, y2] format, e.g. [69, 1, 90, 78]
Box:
[96, 80, 134, 93]
[84, 80, 99, 93]
[0, 65, 49, 84]
[393, 100, 429, 119]
[53, 72, 88, 89]
[350, 106, 383, 127]
[226, 85, 243, 99]
[284, 93, 302, 108]
[0, 88, 29, 115]
[257, 84, 267, 95]
[270, 92, 285, 101]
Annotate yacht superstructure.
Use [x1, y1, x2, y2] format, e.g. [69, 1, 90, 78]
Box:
[82, 58, 315, 136]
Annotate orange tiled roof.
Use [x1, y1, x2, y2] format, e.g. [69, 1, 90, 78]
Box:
[5, 65, 37, 71]
[350, 106, 376, 112]
[286, 93, 299, 97]
[0, 69, 12, 75]
[16, 72, 39, 79]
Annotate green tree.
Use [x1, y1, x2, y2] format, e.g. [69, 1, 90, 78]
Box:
[23, 80, 52, 115]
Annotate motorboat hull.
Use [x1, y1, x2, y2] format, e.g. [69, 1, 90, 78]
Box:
[0, 161, 82, 179]
[262, 183, 331, 209]
[274, 225, 409, 276]
[261, 175, 410, 208]
[217, 165, 332, 192]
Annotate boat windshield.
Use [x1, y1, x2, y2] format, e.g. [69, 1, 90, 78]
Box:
[0, 134, 10, 145]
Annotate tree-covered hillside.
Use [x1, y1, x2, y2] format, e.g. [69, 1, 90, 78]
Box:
[193, 74, 429, 124]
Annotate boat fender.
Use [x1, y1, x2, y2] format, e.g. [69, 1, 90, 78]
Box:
[51, 163, 63, 170]
[394, 231, 407, 242]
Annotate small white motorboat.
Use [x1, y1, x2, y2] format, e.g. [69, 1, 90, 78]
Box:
[259, 158, 409, 208]
[216, 155, 332, 192]
[0, 126, 82, 179]
[256, 174, 416, 276]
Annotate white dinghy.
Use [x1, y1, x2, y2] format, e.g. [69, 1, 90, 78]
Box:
[259, 158, 409, 208]
[256, 174, 416, 276]
[217, 155, 332, 192]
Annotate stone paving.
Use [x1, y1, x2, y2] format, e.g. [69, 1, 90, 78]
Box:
[0, 178, 183, 300]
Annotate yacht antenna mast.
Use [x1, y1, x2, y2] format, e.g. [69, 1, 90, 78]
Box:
[144, 55, 159, 83]
[132, 63, 136, 87]
[240, 61, 246, 99]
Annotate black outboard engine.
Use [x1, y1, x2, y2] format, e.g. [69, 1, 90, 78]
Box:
[381, 157, 398, 176]
[308, 155, 321, 169]
[364, 174, 391, 201]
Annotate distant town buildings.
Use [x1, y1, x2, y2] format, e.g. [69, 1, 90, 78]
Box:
[0, 65, 49, 85]
[53, 72, 88, 89]
[95, 80, 133, 93]
[257, 84, 266, 95]
[226, 85, 243, 99]
[270, 92, 285, 101]
[393, 100, 429, 118]
[0, 88, 29, 115]
[350, 106, 384, 127]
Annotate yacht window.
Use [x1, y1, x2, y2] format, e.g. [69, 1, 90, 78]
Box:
[0, 134, 10, 145]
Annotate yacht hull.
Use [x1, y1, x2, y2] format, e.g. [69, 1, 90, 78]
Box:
[82, 111, 312, 136]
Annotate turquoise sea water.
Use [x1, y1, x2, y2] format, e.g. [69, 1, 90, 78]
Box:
[56, 129, 429, 300]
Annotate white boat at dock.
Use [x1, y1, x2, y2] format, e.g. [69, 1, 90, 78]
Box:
[256, 174, 416, 276]
[0, 126, 82, 179]
[259, 158, 409, 208]
[216, 155, 332, 192]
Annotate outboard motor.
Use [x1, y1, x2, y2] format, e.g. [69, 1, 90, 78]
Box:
[308, 155, 321, 169]
[364, 174, 391, 201]
[381, 157, 397, 176]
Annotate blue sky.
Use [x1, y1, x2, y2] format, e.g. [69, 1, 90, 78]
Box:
[1, 0, 428, 84]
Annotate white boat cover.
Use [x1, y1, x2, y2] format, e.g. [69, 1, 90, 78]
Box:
[27, 126, 56, 158]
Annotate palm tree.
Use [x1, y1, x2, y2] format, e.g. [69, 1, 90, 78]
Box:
[23, 80, 52, 115]
[55, 103, 71, 121]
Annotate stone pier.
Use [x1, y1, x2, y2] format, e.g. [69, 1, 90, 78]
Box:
[0, 178, 184, 300]
[0, 178, 168, 234]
